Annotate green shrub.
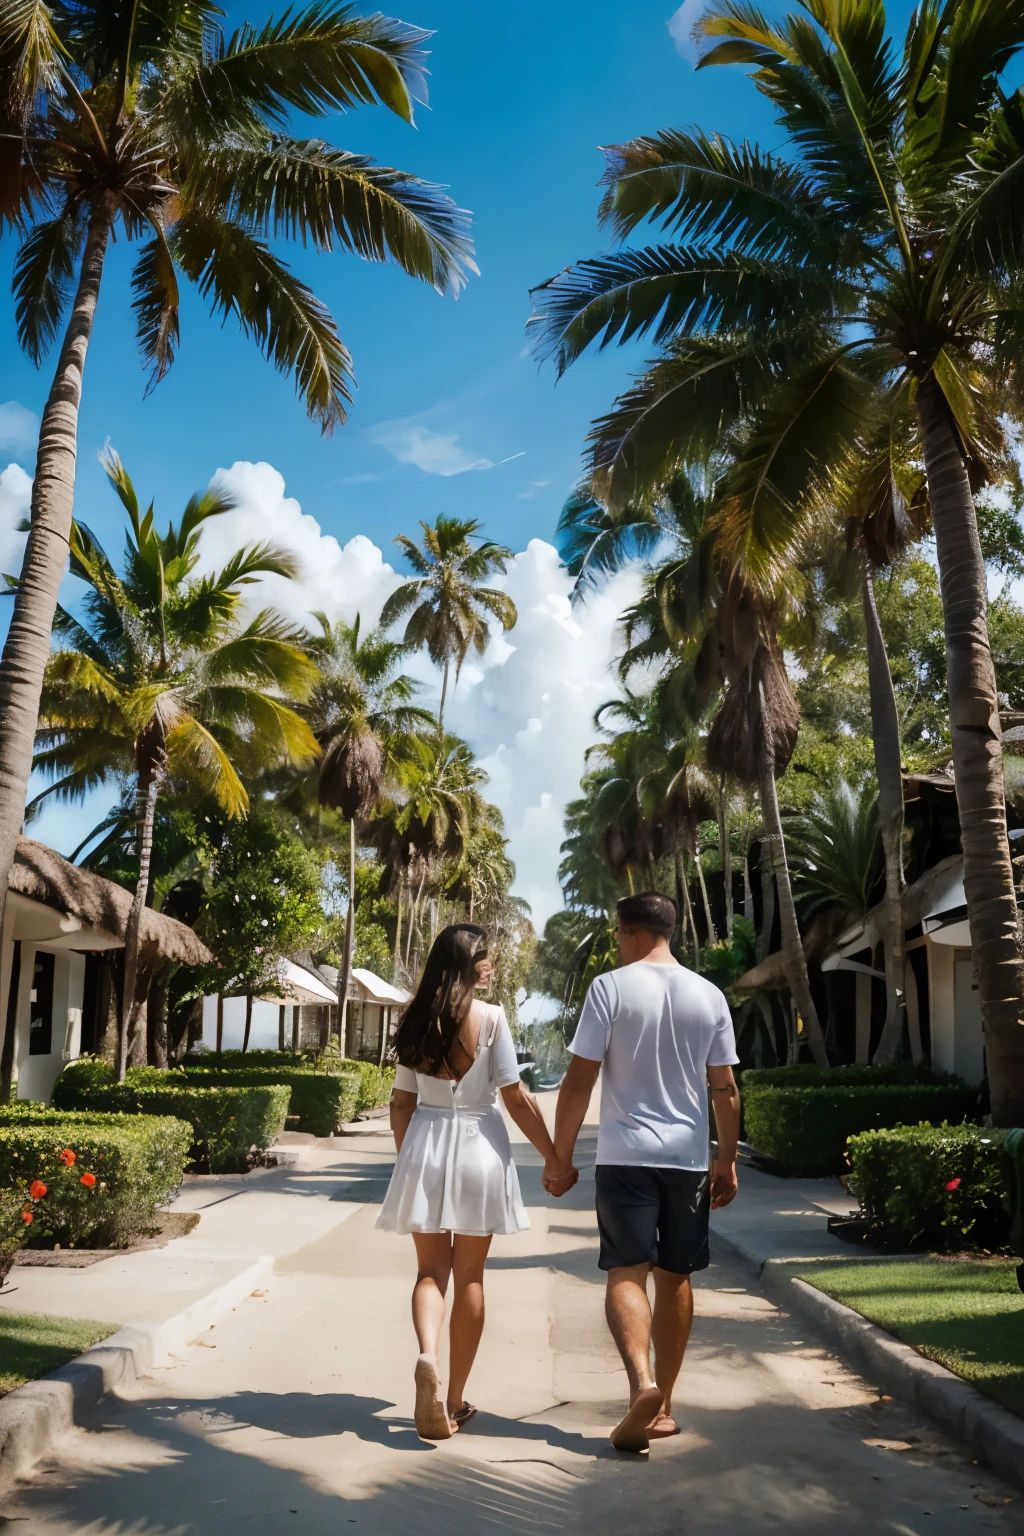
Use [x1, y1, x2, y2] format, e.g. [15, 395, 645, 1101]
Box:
[740, 1064, 953, 1090]
[742, 1083, 980, 1175]
[847, 1123, 1009, 1250]
[186, 1050, 299, 1069]
[0, 1110, 192, 1246]
[52, 1068, 288, 1174]
[181, 1068, 358, 1136]
[347, 1061, 395, 1114]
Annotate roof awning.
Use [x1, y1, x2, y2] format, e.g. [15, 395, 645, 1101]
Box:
[261, 960, 338, 1005]
[351, 967, 410, 1005]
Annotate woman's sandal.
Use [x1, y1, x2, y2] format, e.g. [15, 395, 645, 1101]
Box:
[449, 1402, 477, 1430]
[414, 1354, 453, 1440]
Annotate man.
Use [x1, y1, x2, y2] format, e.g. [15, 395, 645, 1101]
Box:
[544, 890, 741, 1453]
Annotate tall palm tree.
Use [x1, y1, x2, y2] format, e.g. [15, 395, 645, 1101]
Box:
[368, 732, 487, 974]
[530, 0, 1024, 1121]
[307, 613, 432, 1046]
[29, 450, 318, 1075]
[381, 516, 517, 732]
[0, 2, 475, 986]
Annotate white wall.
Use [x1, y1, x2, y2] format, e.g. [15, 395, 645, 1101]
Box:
[200, 995, 287, 1051]
[16, 947, 84, 1102]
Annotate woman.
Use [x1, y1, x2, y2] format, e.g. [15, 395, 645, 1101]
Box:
[377, 922, 566, 1440]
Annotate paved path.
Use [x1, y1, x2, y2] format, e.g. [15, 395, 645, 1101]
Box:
[2, 1104, 1022, 1534]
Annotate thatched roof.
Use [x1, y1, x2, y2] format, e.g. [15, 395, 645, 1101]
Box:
[11, 838, 212, 966]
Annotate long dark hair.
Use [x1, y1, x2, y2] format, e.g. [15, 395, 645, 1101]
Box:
[392, 923, 488, 1077]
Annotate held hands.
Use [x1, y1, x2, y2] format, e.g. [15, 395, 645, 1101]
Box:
[710, 1157, 739, 1210]
[543, 1160, 579, 1198]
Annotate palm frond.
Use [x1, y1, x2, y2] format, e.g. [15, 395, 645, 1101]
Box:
[529, 245, 846, 375]
[132, 222, 181, 390]
[172, 209, 352, 432]
[12, 204, 84, 363]
[164, 715, 249, 817]
[193, 137, 475, 296]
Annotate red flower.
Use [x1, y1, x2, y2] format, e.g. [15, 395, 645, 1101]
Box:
[79, 1172, 96, 1188]
[21, 1211, 32, 1224]
[29, 1180, 47, 1200]
[59, 1149, 75, 1167]
[945, 1178, 961, 1192]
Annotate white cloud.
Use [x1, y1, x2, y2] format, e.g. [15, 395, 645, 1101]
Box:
[0, 463, 32, 577]
[195, 460, 403, 632]
[0, 402, 38, 460]
[518, 480, 551, 501]
[446, 540, 644, 928]
[668, 0, 704, 62]
[190, 465, 644, 930]
[368, 419, 522, 477]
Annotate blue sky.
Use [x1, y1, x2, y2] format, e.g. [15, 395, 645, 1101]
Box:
[0, 1, 837, 929]
[3, 1, 777, 555]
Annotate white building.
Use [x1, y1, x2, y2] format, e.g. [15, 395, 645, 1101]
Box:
[0, 838, 211, 1101]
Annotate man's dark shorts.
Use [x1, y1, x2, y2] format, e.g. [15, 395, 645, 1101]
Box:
[594, 1165, 710, 1275]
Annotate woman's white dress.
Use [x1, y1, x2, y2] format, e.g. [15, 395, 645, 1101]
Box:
[376, 1003, 529, 1237]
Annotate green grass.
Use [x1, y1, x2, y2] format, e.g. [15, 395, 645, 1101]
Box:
[0, 1312, 118, 1395]
[798, 1259, 1024, 1417]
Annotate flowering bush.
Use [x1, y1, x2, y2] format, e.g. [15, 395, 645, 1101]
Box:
[0, 1112, 191, 1246]
[847, 1122, 1009, 1250]
[0, 1174, 50, 1281]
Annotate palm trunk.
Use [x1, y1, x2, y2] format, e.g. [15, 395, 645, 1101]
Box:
[242, 992, 254, 1052]
[337, 818, 357, 1057]
[278, 1004, 286, 1051]
[863, 564, 908, 1066]
[675, 849, 700, 969]
[695, 848, 718, 945]
[119, 764, 160, 1082]
[0, 199, 113, 963]
[918, 378, 1024, 1125]
[742, 824, 754, 923]
[757, 838, 776, 962]
[216, 994, 224, 1052]
[717, 787, 733, 937]
[393, 878, 404, 981]
[148, 980, 169, 1069]
[758, 679, 829, 1068]
[438, 661, 450, 737]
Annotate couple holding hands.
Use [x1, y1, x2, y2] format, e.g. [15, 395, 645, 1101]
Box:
[376, 890, 741, 1453]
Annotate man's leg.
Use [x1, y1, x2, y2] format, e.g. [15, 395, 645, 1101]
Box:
[650, 1266, 694, 1434]
[604, 1265, 664, 1450]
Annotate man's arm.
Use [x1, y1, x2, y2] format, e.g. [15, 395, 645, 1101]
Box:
[545, 1054, 601, 1195]
[708, 1064, 740, 1209]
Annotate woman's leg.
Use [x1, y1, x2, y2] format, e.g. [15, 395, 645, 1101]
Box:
[447, 1233, 492, 1411]
[411, 1232, 453, 1356]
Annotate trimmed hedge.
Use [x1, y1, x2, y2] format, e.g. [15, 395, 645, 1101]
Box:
[847, 1123, 1009, 1250]
[740, 1064, 953, 1090]
[742, 1082, 979, 1175]
[53, 1064, 288, 1173]
[0, 1108, 192, 1247]
[181, 1068, 359, 1136]
[182, 1051, 392, 1118]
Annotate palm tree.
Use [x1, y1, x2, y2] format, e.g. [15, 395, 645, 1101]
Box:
[368, 732, 487, 974]
[0, 2, 475, 985]
[785, 783, 884, 923]
[560, 470, 831, 1065]
[381, 517, 517, 732]
[307, 614, 432, 1048]
[29, 451, 318, 1075]
[530, 0, 1024, 1120]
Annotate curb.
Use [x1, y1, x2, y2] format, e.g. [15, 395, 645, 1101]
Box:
[0, 1253, 273, 1498]
[713, 1228, 1024, 1494]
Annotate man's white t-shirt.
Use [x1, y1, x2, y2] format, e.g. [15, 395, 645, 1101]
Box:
[570, 961, 738, 1171]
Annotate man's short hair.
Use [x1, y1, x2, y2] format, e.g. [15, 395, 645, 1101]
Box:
[616, 890, 677, 940]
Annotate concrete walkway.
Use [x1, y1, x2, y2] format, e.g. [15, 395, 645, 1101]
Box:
[1, 1101, 1021, 1534]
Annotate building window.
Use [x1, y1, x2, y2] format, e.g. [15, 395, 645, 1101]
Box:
[29, 951, 55, 1056]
